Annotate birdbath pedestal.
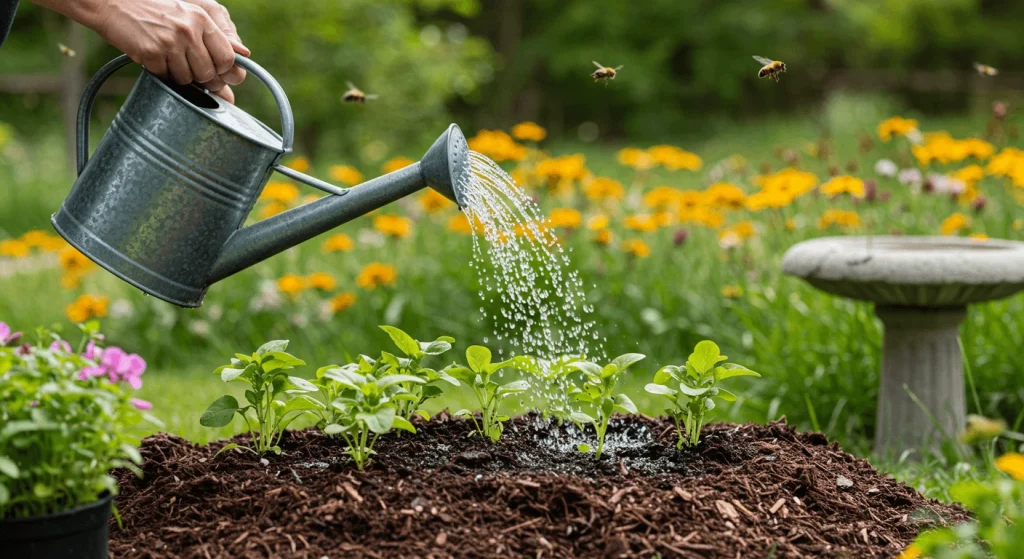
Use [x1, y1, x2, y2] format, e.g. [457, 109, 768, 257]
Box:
[782, 236, 1024, 456]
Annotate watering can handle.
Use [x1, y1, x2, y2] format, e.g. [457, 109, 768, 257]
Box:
[77, 54, 345, 196]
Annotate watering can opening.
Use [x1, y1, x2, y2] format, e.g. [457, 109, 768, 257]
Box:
[162, 80, 221, 111]
[421, 123, 471, 208]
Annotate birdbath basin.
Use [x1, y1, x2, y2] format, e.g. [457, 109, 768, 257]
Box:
[783, 235, 1024, 456]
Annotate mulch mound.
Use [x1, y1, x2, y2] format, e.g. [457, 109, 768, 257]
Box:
[109, 415, 967, 558]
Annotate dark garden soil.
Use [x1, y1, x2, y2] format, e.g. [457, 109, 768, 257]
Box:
[109, 415, 968, 559]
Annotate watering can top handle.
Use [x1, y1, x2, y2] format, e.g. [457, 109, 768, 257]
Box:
[77, 53, 296, 175]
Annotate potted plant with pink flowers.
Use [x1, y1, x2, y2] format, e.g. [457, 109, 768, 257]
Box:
[0, 320, 157, 559]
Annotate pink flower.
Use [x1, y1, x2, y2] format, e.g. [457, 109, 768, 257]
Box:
[0, 322, 22, 346]
[131, 398, 153, 410]
[16, 343, 32, 356]
[83, 341, 102, 361]
[100, 346, 146, 389]
[49, 340, 72, 353]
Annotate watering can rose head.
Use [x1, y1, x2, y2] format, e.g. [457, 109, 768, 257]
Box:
[51, 54, 469, 309]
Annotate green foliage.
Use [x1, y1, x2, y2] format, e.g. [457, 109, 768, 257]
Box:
[566, 353, 643, 460]
[377, 325, 460, 422]
[318, 363, 417, 470]
[912, 478, 1024, 558]
[0, 327, 153, 519]
[645, 341, 759, 449]
[447, 346, 530, 442]
[200, 340, 318, 456]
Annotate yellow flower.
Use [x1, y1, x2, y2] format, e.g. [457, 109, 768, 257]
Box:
[287, 156, 310, 173]
[329, 165, 363, 186]
[648, 145, 702, 171]
[511, 121, 546, 142]
[624, 214, 659, 233]
[58, 246, 94, 275]
[418, 190, 453, 213]
[617, 147, 654, 170]
[621, 238, 651, 258]
[356, 262, 397, 290]
[960, 414, 1006, 444]
[1014, 218, 1024, 231]
[302, 194, 321, 205]
[913, 134, 994, 167]
[678, 206, 724, 228]
[642, 186, 684, 209]
[277, 274, 307, 297]
[548, 208, 582, 229]
[750, 168, 818, 209]
[467, 130, 527, 162]
[985, 147, 1024, 178]
[259, 182, 300, 203]
[876, 117, 919, 142]
[19, 230, 62, 251]
[720, 221, 757, 243]
[821, 175, 865, 198]
[785, 218, 796, 231]
[373, 214, 413, 238]
[587, 214, 609, 231]
[447, 213, 483, 235]
[594, 229, 613, 246]
[322, 233, 354, 253]
[536, 155, 589, 188]
[995, 453, 1024, 479]
[327, 292, 356, 313]
[583, 177, 624, 201]
[940, 213, 970, 236]
[969, 233, 989, 241]
[896, 544, 922, 559]
[0, 239, 30, 258]
[382, 157, 415, 174]
[65, 294, 108, 323]
[704, 183, 747, 209]
[818, 209, 862, 231]
[721, 286, 743, 299]
[307, 272, 337, 291]
[258, 201, 288, 220]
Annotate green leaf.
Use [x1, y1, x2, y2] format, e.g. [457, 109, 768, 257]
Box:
[284, 395, 326, 412]
[323, 424, 345, 435]
[679, 384, 711, 397]
[270, 446, 282, 455]
[570, 411, 596, 424]
[0, 456, 20, 478]
[380, 325, 421, 357]
[420, 340, 452, 355]
[421, 385, 443, 399]
[120, 443, 143, 465]
[652, 367, 675, 385]
[377, 374, 427, 389]
[392, 416, 417, 434]
[200, 395, 240, 427]
[497, 380, 530, 395]
[568, 361, 602, 378]
[466, 345, 492, 373]
[688, 341, 726, 374]
[219, 367, 246, 383]
[244, 390, 258, 406]
[453, 409, 472, 417]
[444, 367, 475, 382]
[414, 409, 431, 421]
[0, 484, 9, 505]
[644, 383, 677, 396]
[614, 394, 638, 414]
[358, 406, 396, 434]
[705, 399, 716, 411]
[577, 443, 592, 453]
[716, 388, 738, 402]
[713, 363, 761, 382]
[611, 353, 645, 373]
[436, 370, 461, 386]
[257, 340, 289, 356]
[287, 376, 319, 392]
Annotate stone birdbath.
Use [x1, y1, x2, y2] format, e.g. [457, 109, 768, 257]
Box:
[782, 235, 1024, 456]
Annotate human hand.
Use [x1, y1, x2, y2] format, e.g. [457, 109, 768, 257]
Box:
[85, 0, 250, 102]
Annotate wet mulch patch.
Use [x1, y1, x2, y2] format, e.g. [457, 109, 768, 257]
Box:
[110, 416, 967, 558]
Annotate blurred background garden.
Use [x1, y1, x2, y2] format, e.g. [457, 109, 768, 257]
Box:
[2, 0, 1024, 505]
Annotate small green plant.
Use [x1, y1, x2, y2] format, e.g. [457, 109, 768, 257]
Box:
[320, 365, 418, 470]
[200, 340, 322, 456]
[910, 474, 1023, 558]
[566, 353, 644, 460]
[448, 346, 530, 442]
[644, 340, 759, 449]
[378, 325, 460, 421]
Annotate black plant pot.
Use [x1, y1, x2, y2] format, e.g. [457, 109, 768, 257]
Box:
[0, 492, 113, 559]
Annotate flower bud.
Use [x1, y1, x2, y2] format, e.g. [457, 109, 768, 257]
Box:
[673, 229, 689, 246]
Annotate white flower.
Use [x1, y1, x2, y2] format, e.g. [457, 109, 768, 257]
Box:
[718, 231, 741, 250]
[250, 280, 283, 312]
[290, 313, 309, 328]
[206, 304, 223, 321]
[110, 299, 135, 320]
[358, 229, 385, 247]
[898, 168, 923, 191]
[188, 320, 211, 337]
[928, 173, 966, 195]
[906, 128, 924, 145]
[874, 159, 898, 177]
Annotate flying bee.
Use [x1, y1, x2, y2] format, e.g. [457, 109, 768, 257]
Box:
[342, 82, 378, 104]
[753, 56, 786, 82]
[973, 62, 998, 77]
[591, 61, 623, 84]
[57, 43, 76, 57]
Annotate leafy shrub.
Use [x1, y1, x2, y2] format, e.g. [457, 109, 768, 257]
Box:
[566, 353, 644, 460]
[200, 340, 321, 456]
[377, 325, 461, 422]
[0, 322, 155, 519]
[645, 340, 759, 449]
[449, 345, 531, 442]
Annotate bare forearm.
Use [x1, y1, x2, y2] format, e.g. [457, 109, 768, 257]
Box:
[28, 0, 105, 29]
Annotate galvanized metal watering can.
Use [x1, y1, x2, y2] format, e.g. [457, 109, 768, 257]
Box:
[53, 54, 469, 308]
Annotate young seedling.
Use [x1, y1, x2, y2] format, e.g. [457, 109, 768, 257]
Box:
[566, 353, 644, 460]
[644, 340, 759, 449]
[447, 346, 531, 442]
[320, 366, 418, 470]
[200, 340, 323, 456]
[378, 325, 461, 422]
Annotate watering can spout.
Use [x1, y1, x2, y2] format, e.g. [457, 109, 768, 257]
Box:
[207, 124, 471, 284]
